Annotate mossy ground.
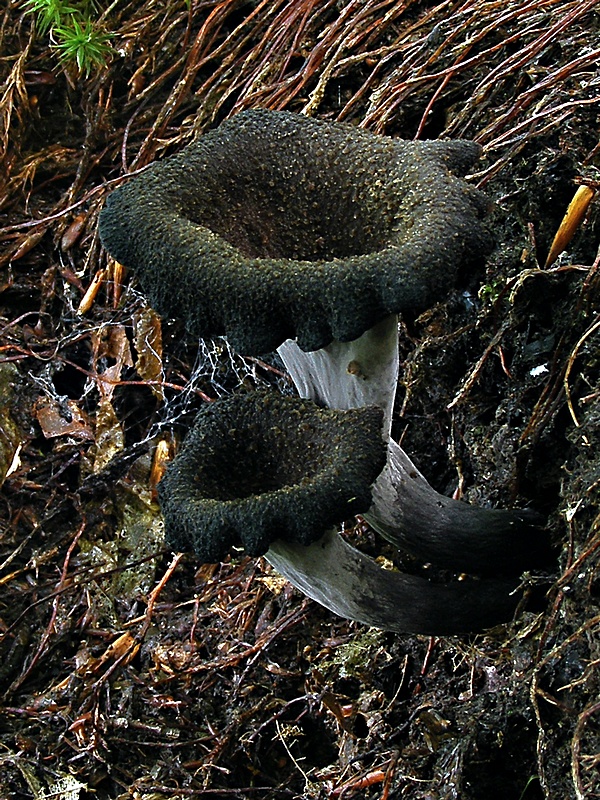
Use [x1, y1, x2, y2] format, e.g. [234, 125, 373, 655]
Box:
[0, 2, 598, 798]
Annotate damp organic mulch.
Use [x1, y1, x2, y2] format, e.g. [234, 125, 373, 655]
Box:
[0, 1, 598, 798]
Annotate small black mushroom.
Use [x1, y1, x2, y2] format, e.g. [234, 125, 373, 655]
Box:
[159, 392, 386, 561]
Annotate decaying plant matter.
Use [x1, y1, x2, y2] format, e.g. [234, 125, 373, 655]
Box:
[0, 1, 598, 798]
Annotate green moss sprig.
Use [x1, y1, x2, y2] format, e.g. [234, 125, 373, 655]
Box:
[23, 0, 113, 77]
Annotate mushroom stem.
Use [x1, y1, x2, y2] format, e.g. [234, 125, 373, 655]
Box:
[278, 314, 399, 438]
[366, 439, 545, 575]
[277, 317, 545, 575]
[266, 529, 518, 635]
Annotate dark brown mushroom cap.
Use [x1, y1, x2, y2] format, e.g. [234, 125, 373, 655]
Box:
[99, 109, 491, 355]
[159, 392, 386, 562]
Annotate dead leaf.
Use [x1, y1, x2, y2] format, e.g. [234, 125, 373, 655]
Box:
[61, 213, 86, 251]
[77, 268, 106, 315]
[133, 306, 164, 400]
[107, 258, 126, 308]
[95, 324, 133, 402]
[90, 631, 140, 673]
[150, 437, 173, 499]
[34, 396, 94, 441]
[545, 184, 595, 268]
[93, 396, 124, 472]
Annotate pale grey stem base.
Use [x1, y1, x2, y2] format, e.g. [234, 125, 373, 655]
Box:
[278, 315, 540, 574]
[266, 314, 536, 632]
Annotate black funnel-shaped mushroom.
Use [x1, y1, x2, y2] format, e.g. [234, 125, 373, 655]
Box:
[159, 393, 387, 561]
[99, 109, 490, 356]
[99, 109, 548, 634]
[159, 392, 521, 635]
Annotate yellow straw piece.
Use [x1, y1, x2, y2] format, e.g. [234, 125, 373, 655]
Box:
[77, 268, 107, 315]
[545, 185, 595, 268]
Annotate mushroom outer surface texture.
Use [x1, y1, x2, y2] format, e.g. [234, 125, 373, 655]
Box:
[158, 393, 386, 562]
[99, 109, 491, 355]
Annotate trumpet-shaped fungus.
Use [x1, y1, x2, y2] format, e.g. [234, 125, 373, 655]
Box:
[99, 109, 490, 355]
[99, 109, 548, 634]
[159, 392, 386, 562]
